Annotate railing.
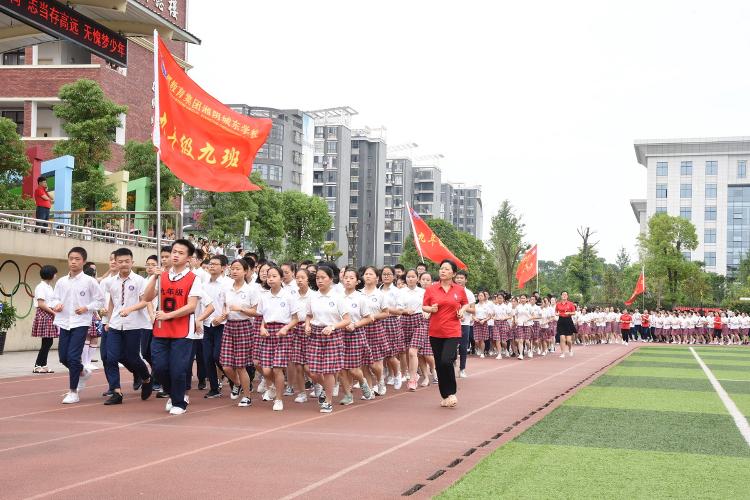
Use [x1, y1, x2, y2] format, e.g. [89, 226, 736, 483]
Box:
[0, 210, 181, 249]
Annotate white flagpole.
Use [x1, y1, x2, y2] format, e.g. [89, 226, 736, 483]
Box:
[406, 202, 425, 263]
[153, 30, 162, 327]
[641, 264, 645, 310]
[536, 245, 539, 293]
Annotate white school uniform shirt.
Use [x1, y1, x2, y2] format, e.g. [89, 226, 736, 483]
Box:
[461, 287, 476, 326]
[741, 316, 750, 329]
[99, 274, 116, 325]
[257, 287, 299, 324]
[283, 280, 299, 293]
[530, 304, 542, 323]
[729, 315, 741, 330]
[202, 275, 231, 327]
[49, 272, 105, 330]
[381, 285, 400, 313]
[33, 281, 54, 308]
[475, 302, 490, 321]
[495, 302, 511, 321]
[105, 272, 150, 331]
[296, 289, 313, 322]
[362, 287, 387, 316]
[652, 315, 662, 328]
[192, 267, 210, 284]
[595, 312, 606, 327]
[332, 282, 345, 297]
[307, 288, 348, 327]
[487, 303, 495, 326]
[514, 303, 533, 327]
[398, 286, 425, 314]
[223, 282, 257, 321]
[342, 289, 369, 323]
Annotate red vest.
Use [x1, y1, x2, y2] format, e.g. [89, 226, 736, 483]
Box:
[153, 271, 196, 339]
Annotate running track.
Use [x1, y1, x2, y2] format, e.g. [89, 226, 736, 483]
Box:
[0, 344, 636, 499]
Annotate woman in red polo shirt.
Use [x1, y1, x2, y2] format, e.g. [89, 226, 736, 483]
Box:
[620, 309, 633, 345]
[422, 259, 469, 408]
[555, 291, 577, 358]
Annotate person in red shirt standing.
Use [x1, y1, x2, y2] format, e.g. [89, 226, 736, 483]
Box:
[34, 176, 53, 233]
[422, 259, 469, 408]
[555, 291, 577, 358]
[620, 309, 633, 345]
[641, 310, 651, 342]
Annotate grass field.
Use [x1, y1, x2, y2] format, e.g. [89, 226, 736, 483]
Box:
[439, 346, 750, 499]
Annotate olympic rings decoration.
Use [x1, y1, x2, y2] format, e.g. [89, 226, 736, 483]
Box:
[0, 259, 41, 319]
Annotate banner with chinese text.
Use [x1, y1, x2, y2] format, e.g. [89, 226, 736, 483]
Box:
[408, 206, 467, 269]
[154, 36, 271, 192]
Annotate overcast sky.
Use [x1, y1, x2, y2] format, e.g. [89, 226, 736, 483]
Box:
[186, 0, 750, 263]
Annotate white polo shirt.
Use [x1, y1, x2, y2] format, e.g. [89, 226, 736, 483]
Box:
[514, 303, 533, 327]
[202, 275, 231, 326]
[307, 288, 348, 327]
[398, 286, 425, 314]
[105, 272, 150, 330]
[224, 282, 258, 321]
[50, 272, 105, 330]
[257, 287, 299, 324]
[342, 289, 369, 323]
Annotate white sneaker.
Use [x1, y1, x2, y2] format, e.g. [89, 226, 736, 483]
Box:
[394, 375, 403, 390]
[169, 406, 187, 415]
[332, 382, 340, 397]
[262, 390, 273, 401]
[496, 353, 503, 360]
[273, 399, 283, 411]
[62, 391, 79, 404]
[479, 353, 485, 359]
[528, 352, 534, 359]
[310, 384, 322, 398]
[283, 385, 295, 396]
[84, 363, 98, 371]
[77, 368, 92, 391]
[257, 378, 267, 393]
[560, 354, 566, 358]
[459, 370, 468, 378]
[386, 375, 395, 386]
[569, 351, 574, 357]
[294, 393, 308, 403]
[377, 383, 387, 396]
[518, 355, 524, 360]
[238, 396, 252, 407]
[624, 341, 629, 346]
[165, 398, 173, 412]
[402, 374, 408, 382]
[352, 381, 360, 389]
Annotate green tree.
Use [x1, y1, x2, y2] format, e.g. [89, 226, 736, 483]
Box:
[639, 213, 698, 306]
[281, 191, 332, 262]
[567, 226, 601, 303]
[121, 140, 181, 210]
[0, 117, 33, 210]
[615, 246, 631, 272]
[321, 241, 343, 262]
[488, 200, 527, 292]
[53, 79, 126, 210]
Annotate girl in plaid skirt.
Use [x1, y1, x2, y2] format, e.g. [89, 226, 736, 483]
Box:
[400, 269, 425, 390]
[219, 259, 259, 407]
[290, 268, 314, 404]
[492, 294, 512, 359]
[380, 266, 405, 390]
[305, 266, 350, 414]
[473, 291, 491, 358]
[361, 267, 391, 396]
[513, 294, 533, 360]
[339, 268, 374, 404]
[417, 271, 437, 386]
[31, 265, 59, 373]
[256, 265, 300, 411]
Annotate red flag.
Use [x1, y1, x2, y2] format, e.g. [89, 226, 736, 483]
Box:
[516, 244, 538, 289]
[153, 35, 272, 192]
[408, 206, 467, 269]
[625, 270, 645, 306]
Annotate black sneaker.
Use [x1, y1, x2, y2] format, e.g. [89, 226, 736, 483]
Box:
[156, 390, 170, 399]
[102, 390, 114, 397]
[204, 389, 221, 398]
[305, 380, 313, 390]
[133, 378, 143, 391]
[141, 378, 154, 401]
[104, 392, 123, 405]
[318, 390, 327, 405]
[198, 381, 206, 390]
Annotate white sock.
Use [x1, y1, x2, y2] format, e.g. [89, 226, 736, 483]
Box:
[89, 345, 98, 362]
[81, 343, 91, 366]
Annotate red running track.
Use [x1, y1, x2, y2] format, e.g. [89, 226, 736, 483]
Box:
[0, 343, 636, 500]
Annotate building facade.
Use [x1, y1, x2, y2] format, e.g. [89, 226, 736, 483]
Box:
[633, 137, 750, 276]
[384, 157, 412, 265]
[412, 165, 441, 219]
[444, 183, 483, 238]
[350, 129, 386, 266]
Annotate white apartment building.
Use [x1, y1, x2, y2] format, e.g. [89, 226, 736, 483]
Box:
[632, 137, 750, 276]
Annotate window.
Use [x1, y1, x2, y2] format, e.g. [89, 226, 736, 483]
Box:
[314, 126, 324, 139]
[326, 127, 337, 139]
[324, 170, 337, 183]
[680, 183, 692, 198]
[324, 186, 336, 198]
[655, 206, 667, 214]
[0, 110, 24, 135]
[252, 163, 282, 182]
[705, 228, 716, 243]
[656, 184, 668, 199]
[705, 183, 717, 199]
[739, 160, 747, 179]
[314, 142, 324, 154]
[706, 160, 718, 176]
[705, 206, 717, 221]
[269, 123, 284, 141]
[351, 154, 359, 164]
[326, 141, 337, 154]
[293, 130, 302, 145]
[679, 207, 692, 220]
[682, 251, 691, 261]
[705, 252, 716, 267]
[351, 140, 359, 150]
[293, 150, 302, 166]
[269, 144, 283, 160]
[327, 200, 336, 211]
[656, 162, 668, 176]
[2, 49, 25, 65]
[680, 161, 693, 176]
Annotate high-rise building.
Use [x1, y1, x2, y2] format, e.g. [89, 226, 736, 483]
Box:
[633, 136, 750, 276]
[384, 158, 412, 265]
[444, 183, 483, 238]
[412, 165, 442, 219]
[350, 128, 386, 266]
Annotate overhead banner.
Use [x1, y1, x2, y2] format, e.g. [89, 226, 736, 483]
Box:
[0, 0, 128, 67]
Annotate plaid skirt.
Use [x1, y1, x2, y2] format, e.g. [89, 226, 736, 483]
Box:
[342, 328, 372, 370]
[87, 316, 101, 338]
[219, 319, 253, 367]
[291, 323, 307, 365]
[531, 321, 541, 340]
[416, 316, 433, 356]
[307, 324, 344, 374]
[493, 320, 510, 341]
[31, 308, 58, 338]
[515, 325, 531, 340]
[383, 315, 405, 356]
[250, 317, 261, 360]
[364, 320, 390, 363]
[654, 327, 663, 336]
[473, 322, 489, 341]
[256, 322, 293, 368]
[401, 313, 422, 346]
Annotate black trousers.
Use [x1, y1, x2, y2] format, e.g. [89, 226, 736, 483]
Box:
[621, 329, 630, 342]
[35, 337, 54, 366]
[430, 336, 459, 399]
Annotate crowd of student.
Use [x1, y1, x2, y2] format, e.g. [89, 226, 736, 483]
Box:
[28, 239, 748, 415]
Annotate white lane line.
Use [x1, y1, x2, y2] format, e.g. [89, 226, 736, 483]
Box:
[690, 347, 750, 447]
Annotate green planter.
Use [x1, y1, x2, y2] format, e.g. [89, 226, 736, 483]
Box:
[0, 301, 17, 354]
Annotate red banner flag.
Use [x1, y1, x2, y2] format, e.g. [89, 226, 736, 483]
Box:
[408, 206, 467, 269]
[153, 35, 272, 192]
[625, 270, 645, 306]
[516, 244, 538, 289]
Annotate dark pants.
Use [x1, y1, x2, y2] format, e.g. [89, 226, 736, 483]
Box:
[459, 325, 472, 370]
[430, 336, 459, 399]
[35, 337, 54, 367]
[202, 325, 224, 392]
[58, 326, 88, 391]
[140, 329, 158, 386]
[104, 328, 151, 390]
[35, 206, 50, 233]
[185, 339, 206, 390]
[621, 329, 631, 343]
[151, 337, 191, 409]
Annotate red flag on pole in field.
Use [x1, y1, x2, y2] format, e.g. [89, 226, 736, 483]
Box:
[153, 35, 272, 192]
[625, 268, 646, 306]
[407, 206, 467, 269]
[516, 244, 538, 289]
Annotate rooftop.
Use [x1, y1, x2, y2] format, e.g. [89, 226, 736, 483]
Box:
[634, 136, 750, 167]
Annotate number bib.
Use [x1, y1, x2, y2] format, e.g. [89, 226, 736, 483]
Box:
[153, 271, 197, 339]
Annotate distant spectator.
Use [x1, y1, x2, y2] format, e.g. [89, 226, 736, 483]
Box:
[215, 242, 225, 255]
[34, 176, 53, 233]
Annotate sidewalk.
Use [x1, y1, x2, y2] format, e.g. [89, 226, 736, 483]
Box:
[0, 350, 68, 379]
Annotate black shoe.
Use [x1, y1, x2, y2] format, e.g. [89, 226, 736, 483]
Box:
[141, 378, 154, 401]
[104, 392, 123, 405]
[102, 390, 114, 397]
[153, 384, 162, 392]
[156, 390, 170, 398]
[133, 378, 143, 391]
[204, 389, 221, 398]
[198, 381, 206, 390]
[305, 380, 313, 390]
